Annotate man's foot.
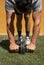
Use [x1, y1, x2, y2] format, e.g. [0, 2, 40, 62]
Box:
[25, 36, 30, 45]
[17, 36, 23, 45]
[26, 43, 36, 52]
[9, 43, 19, 52]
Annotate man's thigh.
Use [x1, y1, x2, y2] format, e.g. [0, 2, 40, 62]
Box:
[6, 11, 15, 24]
[32, 11, 41, 20]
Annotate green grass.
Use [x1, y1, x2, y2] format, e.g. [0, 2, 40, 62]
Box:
[0, 35, 44, 65]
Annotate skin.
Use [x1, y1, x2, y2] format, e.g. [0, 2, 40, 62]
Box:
[26, 11, 42, 51]
[6, 11, 19, 51]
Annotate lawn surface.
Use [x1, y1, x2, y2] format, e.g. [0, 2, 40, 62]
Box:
[0, 35, 44, 65]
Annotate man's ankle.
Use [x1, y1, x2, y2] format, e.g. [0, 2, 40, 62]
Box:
[26, 31, 30, 37]
[18, 31, 21, 38]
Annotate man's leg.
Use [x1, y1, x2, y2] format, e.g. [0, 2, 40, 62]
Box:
[24, 14, 31, 44]
[24, 14, 31, 36]
[16, 14, 23, 38]
[16, 14, 23, 44]
[6, 11, 19, 51]
[26, 11, 42, 50]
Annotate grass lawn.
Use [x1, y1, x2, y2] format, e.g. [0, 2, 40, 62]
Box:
[0, 35, 44, 65]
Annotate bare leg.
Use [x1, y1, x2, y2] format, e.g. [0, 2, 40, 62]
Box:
[16, 14, 23, 37]
[24, 14, 31, 45]
[24, 14, 31, 36]
[6, 11, 19, 51]
[26, 11, 42, 51]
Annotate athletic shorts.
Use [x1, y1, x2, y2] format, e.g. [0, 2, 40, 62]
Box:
[5, 0, 42, 15]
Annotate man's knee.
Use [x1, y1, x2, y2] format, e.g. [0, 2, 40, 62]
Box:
[33, 18, 40, 28]
[6, 11, 15, 27]
[32, 11, 41, 27]
[6, 17, 11, 27]
[24, 14, 29, 20]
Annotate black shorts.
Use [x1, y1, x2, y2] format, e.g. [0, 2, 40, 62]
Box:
[15, 1, 32, 15]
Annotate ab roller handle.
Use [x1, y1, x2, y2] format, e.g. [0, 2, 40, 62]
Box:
[19, 42, 26, 54]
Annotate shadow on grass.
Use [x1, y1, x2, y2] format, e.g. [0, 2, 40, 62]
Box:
[0, 40, 9, 51]
[0, 40, 34, 53]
